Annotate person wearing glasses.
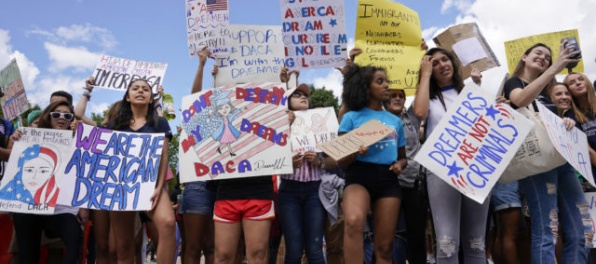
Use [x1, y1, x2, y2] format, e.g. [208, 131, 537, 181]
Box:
[7, 100, 88, 264]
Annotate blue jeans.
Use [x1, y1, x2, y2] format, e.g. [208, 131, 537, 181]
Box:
[278, 179, 326, 264]
[519, 163, 592, 264]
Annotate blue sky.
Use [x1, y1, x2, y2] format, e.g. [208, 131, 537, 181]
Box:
[0, 0, 594, 128]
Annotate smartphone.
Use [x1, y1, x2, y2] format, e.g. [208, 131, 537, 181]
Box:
[561, 37, 582, 60]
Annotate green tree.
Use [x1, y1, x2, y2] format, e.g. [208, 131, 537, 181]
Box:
[309, 86, 339, 114]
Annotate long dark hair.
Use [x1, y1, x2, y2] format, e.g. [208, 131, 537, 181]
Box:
[37, 101, 74, 129]
[109, 79, 157, 130]
[512, 43, 552, 78]
[342, 64, 385, 111]
[422, 48, 464, 101]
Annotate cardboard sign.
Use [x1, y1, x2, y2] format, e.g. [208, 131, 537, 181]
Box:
[354, 0, 425, 95]
[536, 102, 594, 186]
[92, 55, 167, 93]
[57, 124, 165, 211]
[0, 59, 30, 120]
[186, 0, 231, 58]
[215, 25, 285, 86]
[433, 22, 500, 80]
[584, 192, 596, 248]
[291, 107, 339, 154]
[280, 0, 348, 70]
[317, 119, 393, 161]
[504, 29, 584, 75]
[0, 128, 72, 214]
[179, 82, 293, 182]
[414, 85, 533, 204]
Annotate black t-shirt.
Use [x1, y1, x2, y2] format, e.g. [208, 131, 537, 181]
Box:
[215, 176, 274, 201]
[117, 117, 172, 139]
[503, 77, 556, 113]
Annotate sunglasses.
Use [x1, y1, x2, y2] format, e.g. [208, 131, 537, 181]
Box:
[291, 92, 309, 99]
[50, 112, 74, 120]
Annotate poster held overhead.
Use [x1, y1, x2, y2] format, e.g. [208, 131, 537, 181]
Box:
[92, 55, 167, 93]
[186, 0, 231, 58]
[0, 59, 30, 121]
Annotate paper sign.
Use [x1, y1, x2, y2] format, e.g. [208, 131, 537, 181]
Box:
[186, 0, 231, 57]
[414, 85, 533, 204]
[0, 59, 30, 120]
[0, 128, 72, 214]
[280, 0, 348, 70]
[536, 102, 594, 186]
[317, 119, 393, 161]
[584, 192, 596, 248]
[179, 82, 293, 182]
[433, 22, 500, 80]
[92, 55, 168, 93]
[504, 29, 583, 75]
[291, 107, 339, 154]
[354, 0, 425, 95]
[215, 25, 285, 86]
[57, 124, 165, 211]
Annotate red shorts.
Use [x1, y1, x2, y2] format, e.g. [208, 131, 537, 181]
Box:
[213, 199, 274, 223]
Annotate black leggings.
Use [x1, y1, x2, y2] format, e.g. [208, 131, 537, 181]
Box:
[13, 213, 82, 264]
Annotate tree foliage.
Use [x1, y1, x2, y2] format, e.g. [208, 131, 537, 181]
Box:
[309, 85, 339, 114]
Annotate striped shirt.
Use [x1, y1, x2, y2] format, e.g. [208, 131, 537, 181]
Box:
[281, 156, 322, 182]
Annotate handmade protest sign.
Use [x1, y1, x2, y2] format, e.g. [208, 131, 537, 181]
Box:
[186, 0, 231, 58]
[317, 119, 393, 161]
[504, 29, 583, 74]
[414, 85, 533, 204]
[179, 82, 293, 182]
[291, 107, 339, 154]
[433, 22, 500, 80]
[57, 123, 165, 211]
[92, 55, 167, 93]
[354, 0, 424, 95]
[536, 102, 594, 186]
[584, 192, 596, 248]
[215, 25, 285, 86]
[0, 59, 30, 120]
[0, 128, 72, 214]
[280, 0, 348, 70]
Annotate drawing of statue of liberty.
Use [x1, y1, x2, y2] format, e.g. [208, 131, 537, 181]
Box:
[209, 89, 242, 156]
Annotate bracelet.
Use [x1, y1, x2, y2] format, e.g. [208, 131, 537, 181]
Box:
[83, 86, 93, 92]
[83, 93, 91, 100]
[154, 103, 162, 109]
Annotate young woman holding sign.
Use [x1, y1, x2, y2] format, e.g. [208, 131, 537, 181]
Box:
[412, 48, 490, 264]
[107, 79, 176, 264]
[8, 101, 88, 264]
[339, 64, 407, 264]
[503, 43, 589, 264]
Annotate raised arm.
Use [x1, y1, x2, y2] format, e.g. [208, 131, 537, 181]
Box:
[413, 55, 433, 120]
[191, 47, 211, 94]
[75, 77, 100, 125]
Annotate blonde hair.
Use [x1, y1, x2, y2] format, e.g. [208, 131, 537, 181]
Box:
[564, 72, 596, 118]
[545, 83, 588, 123]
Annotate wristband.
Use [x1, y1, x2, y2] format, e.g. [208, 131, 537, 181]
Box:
[154, 103, 162, 109]
[83, 93, 91, 100]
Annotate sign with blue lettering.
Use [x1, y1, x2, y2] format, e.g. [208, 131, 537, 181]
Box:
[0, 128, 72, 214]
[179, 82, 293, 182]
[215, 25, 285, 86]
[584, 192, 596, 248]
[414, 85, 533, 203]
[57, 124, 165, 211]
[537, 102, 594, 186]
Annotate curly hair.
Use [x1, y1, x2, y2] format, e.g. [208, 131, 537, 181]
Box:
[342, 64, 385, 111]
[37, 101, 74, 129]
[109, 79, 157, 130]
[422, 48, 464, 101]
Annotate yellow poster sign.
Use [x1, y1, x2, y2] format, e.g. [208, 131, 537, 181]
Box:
[354, 0, 424, 95]
[504, 29, 584, 75]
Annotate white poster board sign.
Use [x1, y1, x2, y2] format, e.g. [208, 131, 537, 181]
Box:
[215, 25, 285, 86]
[58, 124, 165, 211]
[537, 102, 594, 186]
[291, 107, 339, 154]
[179, 82, 293, 182]
[414, 85, 533, 204]
[186, 0, 231, 58]
[0, 128, 72, 214]
[280, 0, 347, 69]
[92, 55, 167, 92]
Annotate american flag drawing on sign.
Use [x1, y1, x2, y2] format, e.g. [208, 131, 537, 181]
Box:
[206, 0, 227, 12]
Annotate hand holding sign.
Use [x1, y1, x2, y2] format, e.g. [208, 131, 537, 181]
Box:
[317, 119, 390, 161]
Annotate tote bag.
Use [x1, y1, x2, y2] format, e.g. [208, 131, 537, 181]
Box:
[499, 101, 566, 182]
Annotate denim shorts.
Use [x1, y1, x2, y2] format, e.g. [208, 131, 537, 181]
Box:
[179, 181, 216, 216]
[491, 181, 521, 211]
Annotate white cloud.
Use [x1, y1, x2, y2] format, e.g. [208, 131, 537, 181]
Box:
[312, 69, 344, 100]
[44, 42, 101, 73]
[0, 29, 40, 96]
[441, 0, 473, 14]
[28, 23, 117, 50]
[88, 102, 110, 115]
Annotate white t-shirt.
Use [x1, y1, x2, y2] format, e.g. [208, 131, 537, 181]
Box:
[426, 87, 459, 139]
